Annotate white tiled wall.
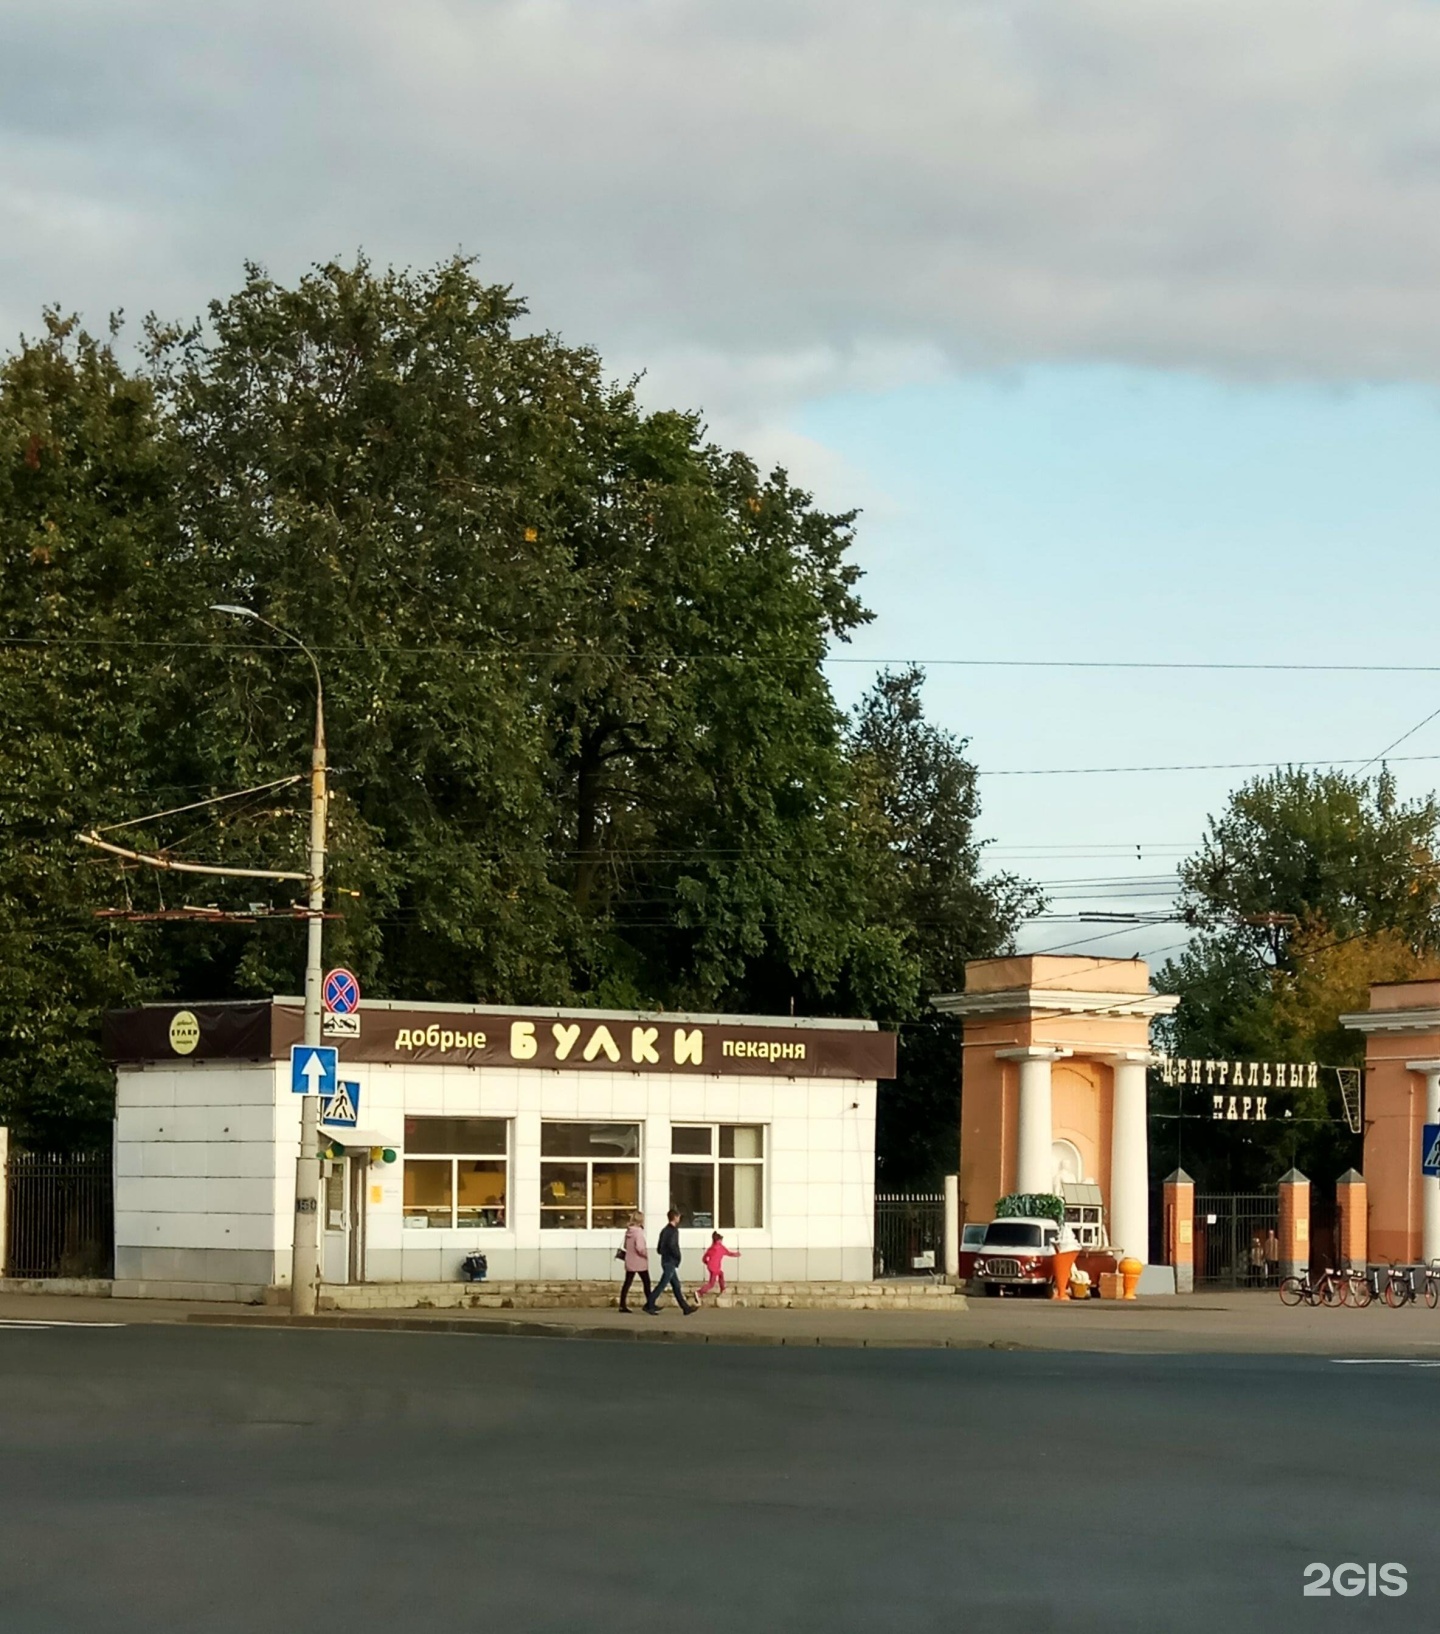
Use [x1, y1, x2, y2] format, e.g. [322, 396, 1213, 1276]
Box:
[115, 1062, 286, 1285]
[116, 1059, 879, 1286]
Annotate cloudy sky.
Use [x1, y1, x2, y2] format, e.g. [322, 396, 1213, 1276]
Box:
[7, 0, 1440, 956]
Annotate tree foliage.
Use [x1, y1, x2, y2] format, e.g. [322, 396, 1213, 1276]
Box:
[1156, 767, 1440, 1186]
[0, 259, 1035, 1155]
[845, 669, 1043, 1184]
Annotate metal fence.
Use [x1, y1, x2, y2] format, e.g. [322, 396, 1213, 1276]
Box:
[4, 1151, 114, 1279]
[1193, 1192, 1279, 1288]
[874, 1191, 946, 1277]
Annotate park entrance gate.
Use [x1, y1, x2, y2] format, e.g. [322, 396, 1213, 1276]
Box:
[1192, 1192, 1279, 1288]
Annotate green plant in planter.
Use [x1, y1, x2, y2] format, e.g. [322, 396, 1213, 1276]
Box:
[994, 1192, 1064, 1224]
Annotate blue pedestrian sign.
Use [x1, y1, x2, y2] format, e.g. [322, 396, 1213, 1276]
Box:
[290, 1044, 337, 1098]
[1423, 1123, 1440, 1178]
[323, 968, 360, 1015]
[321, 1080, 360, 1128]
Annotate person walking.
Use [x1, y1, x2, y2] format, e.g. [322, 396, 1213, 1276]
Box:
[696, 1231, 740, 1299]
[618, 1211, 651, 1313]
[645, 1209, 696, 1315]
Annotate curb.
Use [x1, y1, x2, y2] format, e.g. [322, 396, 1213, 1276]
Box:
[184, 1311, 1028, 1351]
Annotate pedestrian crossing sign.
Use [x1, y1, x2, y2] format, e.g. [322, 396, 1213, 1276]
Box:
[321, 1080, 360, 1128]
[1423, 1123, 1440, 1178]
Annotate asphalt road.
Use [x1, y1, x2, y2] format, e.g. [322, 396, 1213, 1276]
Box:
[0, 1324, 1434, 1634]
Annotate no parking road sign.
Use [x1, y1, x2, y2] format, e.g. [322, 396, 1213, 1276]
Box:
[290, 1044, 337, 1098]
[323, 968, 360, 1015]
[1423, 1124, 1440, 1178]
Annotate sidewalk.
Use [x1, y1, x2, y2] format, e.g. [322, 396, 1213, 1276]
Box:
[8, 1286, 1440, 1355]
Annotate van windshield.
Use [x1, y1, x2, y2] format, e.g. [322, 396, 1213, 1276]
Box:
[983, 1222, 1046, 1248]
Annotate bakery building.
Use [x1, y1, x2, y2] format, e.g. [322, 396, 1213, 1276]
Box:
[103, 999, 893, 1301]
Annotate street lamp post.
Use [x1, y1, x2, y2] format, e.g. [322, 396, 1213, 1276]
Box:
[212, 605, 327, 1316]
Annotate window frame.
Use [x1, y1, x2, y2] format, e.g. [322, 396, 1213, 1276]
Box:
[402, 1117, 511, 1231]
[668, 1122, 766, 1230]
[539, 1120, 643, 1231]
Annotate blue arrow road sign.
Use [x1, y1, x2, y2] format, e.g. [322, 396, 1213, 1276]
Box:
[323, 968, 360, 1015]
[1424, 1123, 1440, 1178]
[321, 1080, 360, 1128]
[290, 1044, 337, 1098]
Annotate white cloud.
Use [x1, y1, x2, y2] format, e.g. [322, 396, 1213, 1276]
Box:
[6, 0, 1440, 433]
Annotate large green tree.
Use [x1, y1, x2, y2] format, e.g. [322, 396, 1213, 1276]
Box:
[1156, 767, 1440, 1186]
[0, 259, 1037, 1154]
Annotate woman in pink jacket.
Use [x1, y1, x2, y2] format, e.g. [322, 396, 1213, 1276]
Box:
[697, 1231, 740, 1298]
[618, 1212, 651, 1312]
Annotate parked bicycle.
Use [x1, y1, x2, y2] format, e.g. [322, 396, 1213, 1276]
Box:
[1381, 1261, 1440, 1309]
[1279, 1266, 1352, 1307]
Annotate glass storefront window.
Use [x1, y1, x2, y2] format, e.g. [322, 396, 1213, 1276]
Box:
[403, 1158, 454, 1229]
[720, 1163, 764, 1229]
[456, 1161, 508, 1228]
[403, 1118, 508, 1229]
[539, 1124, 641, 1228]
[669, 1162, 714, 1228]
[540, 1122, 640, 1159]
[670, 1125, 765, 1228]
[405, 1117, 508, 1155]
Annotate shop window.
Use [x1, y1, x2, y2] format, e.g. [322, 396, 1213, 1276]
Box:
[540, 1123, 641, 1229]
[669, 1124, 765, 1229]
[403, 1117, 509, 1229]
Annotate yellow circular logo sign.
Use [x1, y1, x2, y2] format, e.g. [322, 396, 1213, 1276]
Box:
[168, 1010, 200, 1056]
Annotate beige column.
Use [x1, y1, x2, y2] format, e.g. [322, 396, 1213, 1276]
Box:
[943, 1173, 960, 1277]
[1406, 1061, 1440, 1264]
[997, 1048, 1069, 1196]
[1106, 1052, 1152, 1264]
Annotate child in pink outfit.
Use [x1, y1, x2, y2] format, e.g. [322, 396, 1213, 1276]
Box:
[697, 1232, 740, 1297]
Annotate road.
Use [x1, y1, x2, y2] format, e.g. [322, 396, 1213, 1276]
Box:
[0, 1323, 1433, 1633]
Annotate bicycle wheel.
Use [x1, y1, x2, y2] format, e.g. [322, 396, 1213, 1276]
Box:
[1351, 1276, 1374, 1309]
[1279, 1276, 1306, 1307]
[1425, 1279, 1439, 1310]
[1322, 1275, 1346, 1308]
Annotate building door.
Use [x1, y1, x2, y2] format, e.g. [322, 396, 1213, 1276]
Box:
[322, 1158, 350, 1285]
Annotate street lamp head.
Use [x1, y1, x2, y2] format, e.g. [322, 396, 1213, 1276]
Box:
[210, 604, 259, 621]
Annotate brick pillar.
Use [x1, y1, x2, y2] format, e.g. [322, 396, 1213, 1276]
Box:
[1278, 1168, 1310, 1280]
[1163, 1168, 1194, 1294]
[1335, 1168, 1368, 1273]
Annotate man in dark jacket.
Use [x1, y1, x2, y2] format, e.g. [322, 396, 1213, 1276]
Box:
[645, 1209, 696, 1315]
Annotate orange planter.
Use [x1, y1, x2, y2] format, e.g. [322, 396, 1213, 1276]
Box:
[1051, 1249, 1079, 1299]
[1119, 1255, 1144, 1300]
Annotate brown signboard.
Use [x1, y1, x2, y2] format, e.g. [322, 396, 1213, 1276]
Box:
[104, 1001, 897, 1082]
[102, 1002, 273, 1064]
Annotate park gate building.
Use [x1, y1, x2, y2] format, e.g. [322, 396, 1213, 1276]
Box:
[934, 955, 1178, 1269]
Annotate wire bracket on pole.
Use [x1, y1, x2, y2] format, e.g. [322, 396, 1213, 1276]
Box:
[1335, 1067, 1364, 1136]
[78, 830, 307, 882]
